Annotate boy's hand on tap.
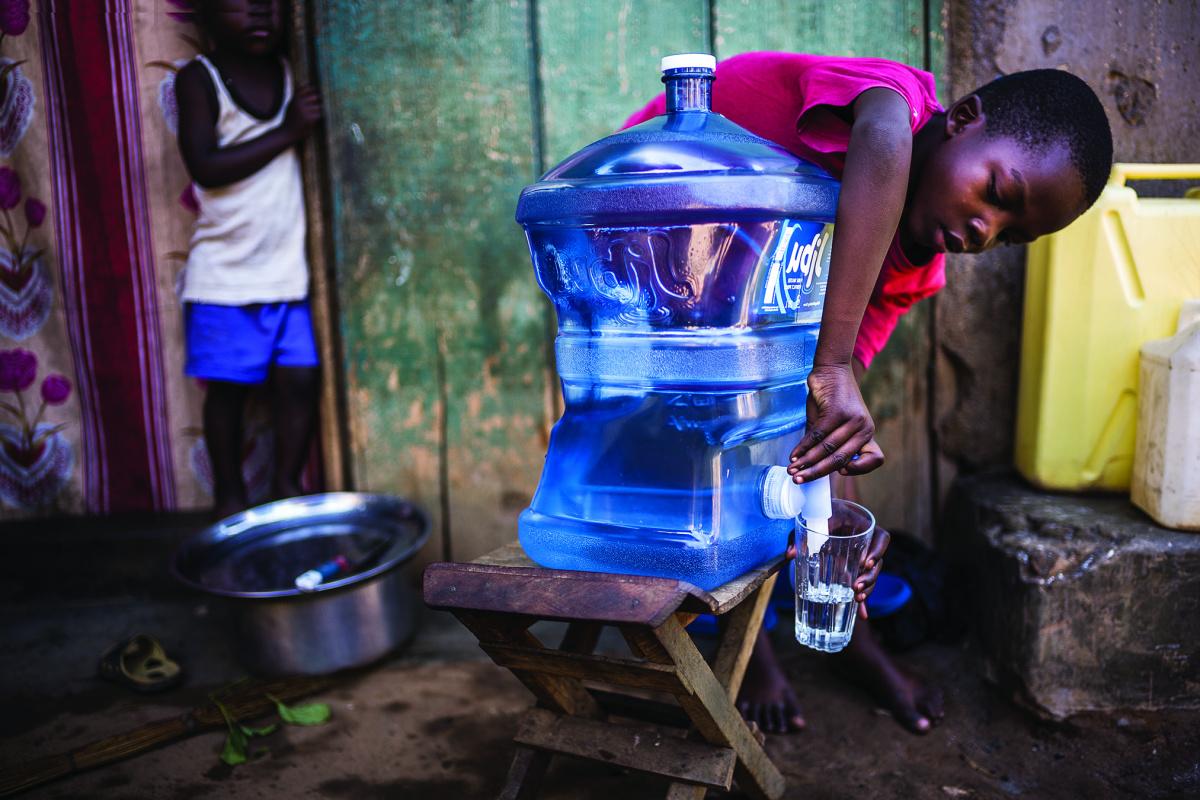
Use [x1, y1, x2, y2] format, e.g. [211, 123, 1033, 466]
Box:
[788, 363, 884, 482]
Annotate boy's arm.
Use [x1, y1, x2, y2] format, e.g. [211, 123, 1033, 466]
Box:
[787, 87, 913, 483]
[175, 61, 321, 189]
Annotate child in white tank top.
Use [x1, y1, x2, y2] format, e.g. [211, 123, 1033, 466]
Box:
[174, 0, 323, 519]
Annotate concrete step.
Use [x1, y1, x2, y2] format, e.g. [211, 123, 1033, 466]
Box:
[944, 472, 1200, 718]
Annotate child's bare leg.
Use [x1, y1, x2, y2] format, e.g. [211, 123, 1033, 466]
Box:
[831, 472, 944, 733]
[270, 365, 319, 499]
[835, 618, 945, 733]
[203, 380, 251, 519]
[737, 629, 806, 734]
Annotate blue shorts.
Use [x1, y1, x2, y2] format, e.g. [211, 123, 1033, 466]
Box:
[185, 301, 319, 384]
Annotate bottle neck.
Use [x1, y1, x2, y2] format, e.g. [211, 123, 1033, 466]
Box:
[664, 71, 713, 113]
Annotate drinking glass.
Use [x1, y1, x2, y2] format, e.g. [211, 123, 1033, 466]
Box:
[794, 499, 876, 653]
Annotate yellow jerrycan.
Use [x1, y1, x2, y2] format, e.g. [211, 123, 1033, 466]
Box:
[1015, 164, 1200, 491]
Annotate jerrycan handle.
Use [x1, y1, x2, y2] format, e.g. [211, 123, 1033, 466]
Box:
[1109, 163, 1200, 187]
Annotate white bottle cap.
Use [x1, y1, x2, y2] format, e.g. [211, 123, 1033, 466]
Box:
[661, 53, 716, 73]
[762, 466, 802, 519]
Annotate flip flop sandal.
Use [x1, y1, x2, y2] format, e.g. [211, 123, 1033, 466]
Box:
[98, 634, 183, 693]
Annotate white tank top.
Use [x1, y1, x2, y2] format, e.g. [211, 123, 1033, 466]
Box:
[181, 55, 309, 305]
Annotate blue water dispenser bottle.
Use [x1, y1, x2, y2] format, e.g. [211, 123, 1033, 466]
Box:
[515, 54, 837, 590]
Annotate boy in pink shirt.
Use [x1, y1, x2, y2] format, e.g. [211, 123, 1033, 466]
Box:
[625, 52, 1112, 734]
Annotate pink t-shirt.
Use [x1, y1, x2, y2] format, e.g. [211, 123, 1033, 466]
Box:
[622, 52, 946, 368]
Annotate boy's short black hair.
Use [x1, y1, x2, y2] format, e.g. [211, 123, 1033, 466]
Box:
[971, 69, 1113, 211]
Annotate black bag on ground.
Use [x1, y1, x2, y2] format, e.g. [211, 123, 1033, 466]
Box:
[873, 529, 967, 652]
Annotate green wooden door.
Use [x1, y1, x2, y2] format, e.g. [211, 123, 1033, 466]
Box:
[314, 0, 946, 562]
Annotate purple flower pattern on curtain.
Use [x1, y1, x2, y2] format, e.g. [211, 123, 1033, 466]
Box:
[0, 347, 73, 508]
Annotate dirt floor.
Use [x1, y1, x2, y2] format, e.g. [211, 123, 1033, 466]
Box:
[1, 514, 1197, 800]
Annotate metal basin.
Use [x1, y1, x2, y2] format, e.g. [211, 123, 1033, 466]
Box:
[172, 493, 430, 676]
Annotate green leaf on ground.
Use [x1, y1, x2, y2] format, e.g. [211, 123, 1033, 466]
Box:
[213, 696, 273, 766]
[240, 722, 279, 737]
[268, 694, 331, 726]
[219, 724, 249, 766]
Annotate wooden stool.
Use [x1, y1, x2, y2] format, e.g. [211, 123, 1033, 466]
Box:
[423, 542, 787, 799]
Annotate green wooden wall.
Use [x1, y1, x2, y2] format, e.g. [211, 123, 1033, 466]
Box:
[314, 0, 946, 562]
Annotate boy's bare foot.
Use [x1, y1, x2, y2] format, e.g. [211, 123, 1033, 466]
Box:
[837, 620, 945, 734]
[736, 629, 806, 734]
[735, 619, 943, 736]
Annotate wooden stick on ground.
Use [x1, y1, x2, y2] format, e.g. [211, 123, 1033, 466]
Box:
[0, 676, 331, 797]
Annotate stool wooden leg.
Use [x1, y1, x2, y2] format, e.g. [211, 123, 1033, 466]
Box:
[624, 617, 786, 800]
[662, 574, 779, 799]
[454, 610, 602, 718]
[457, 612, 612, 799]
[712, 573, 778, 698]
[559, 621, 603, 655]
[664, 781, 708, 800]
[498, 745, 551, 800]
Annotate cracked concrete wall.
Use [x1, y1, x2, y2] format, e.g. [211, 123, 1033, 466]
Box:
[934, 0, 1200, 498]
